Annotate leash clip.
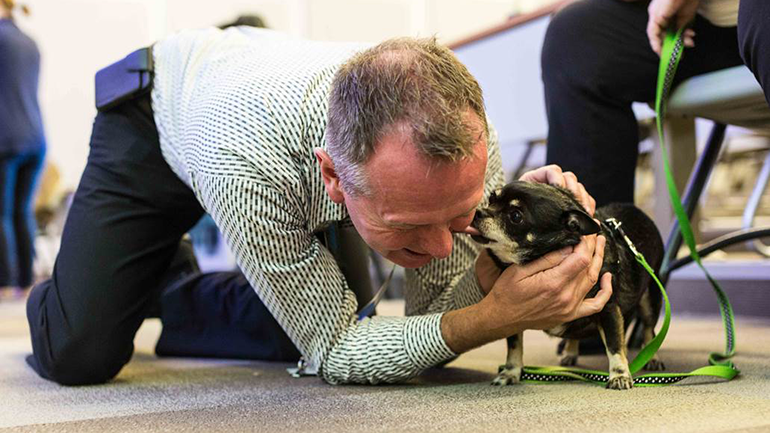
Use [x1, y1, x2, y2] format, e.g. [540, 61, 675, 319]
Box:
[604, 218, 641, 258]
[287, 357, 318, 378]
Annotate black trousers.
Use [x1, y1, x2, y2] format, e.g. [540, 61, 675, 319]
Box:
[543, 0, 770, 206]
[26, 94, 299, 386]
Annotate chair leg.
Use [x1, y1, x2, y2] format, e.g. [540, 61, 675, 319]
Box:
[659, 122, 727, 286]
[741, 150, 770, 257]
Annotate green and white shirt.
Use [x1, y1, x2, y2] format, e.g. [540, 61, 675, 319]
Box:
[151, 27, 504, 385]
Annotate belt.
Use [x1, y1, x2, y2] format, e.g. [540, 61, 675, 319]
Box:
[95, 46, 154, 112]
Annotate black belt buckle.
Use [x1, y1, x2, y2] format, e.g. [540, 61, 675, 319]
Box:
[95, 46, 154, 111]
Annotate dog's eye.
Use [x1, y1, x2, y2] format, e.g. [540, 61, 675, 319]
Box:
[510, 210, 523, 224]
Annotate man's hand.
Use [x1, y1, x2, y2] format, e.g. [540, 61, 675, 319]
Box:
[443, 233, 613, 353]
[647, 0, 700, 55]
[519, 165, 596, 216]
[485, 234, 611, 332]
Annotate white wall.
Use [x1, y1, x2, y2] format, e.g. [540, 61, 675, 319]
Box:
[13, 0, 560, 188]
[18, 0, 163, 188]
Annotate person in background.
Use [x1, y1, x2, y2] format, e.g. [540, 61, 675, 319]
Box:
[542, 0, 767, 207]
[218, 13, 267, 30]
[0, 0, 46, 299]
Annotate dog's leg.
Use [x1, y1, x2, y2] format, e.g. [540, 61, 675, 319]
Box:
[559, 339, 579, 366]
[638, 289, 665, 371]
[493, 332, 523, 386]
[598, 305, 633, 390]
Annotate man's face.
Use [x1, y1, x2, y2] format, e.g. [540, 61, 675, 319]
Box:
[323, 120, 488, 269]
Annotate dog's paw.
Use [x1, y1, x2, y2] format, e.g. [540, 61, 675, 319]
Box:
[559, 355, 578, 366]
[606, 375, 634, 390]
[644, 358, 666, 371]
[492, 365, 522, 386]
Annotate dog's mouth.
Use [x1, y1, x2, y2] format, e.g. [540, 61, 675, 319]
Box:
[462, 225, 496, 245]
[471, 234, 494, 244]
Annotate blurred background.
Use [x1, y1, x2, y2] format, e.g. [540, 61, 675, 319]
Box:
[15, 0, 555, 190]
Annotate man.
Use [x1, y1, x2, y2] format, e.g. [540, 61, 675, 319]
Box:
[543, 0, 768, 207]
[27, 27, 612, 386]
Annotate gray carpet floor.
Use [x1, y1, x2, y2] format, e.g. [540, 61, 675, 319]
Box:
[1, 297, 769, 432]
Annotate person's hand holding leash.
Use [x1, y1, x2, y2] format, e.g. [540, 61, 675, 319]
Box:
[647, 0, 699, 55]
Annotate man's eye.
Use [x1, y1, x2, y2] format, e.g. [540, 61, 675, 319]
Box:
[510, 210, 523, 224]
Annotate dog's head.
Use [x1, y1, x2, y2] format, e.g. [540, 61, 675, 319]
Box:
[470, 181, 600, 266]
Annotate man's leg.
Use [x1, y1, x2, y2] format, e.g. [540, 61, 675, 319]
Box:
[542, 0, 743, 206]
[156, 271, 301, 362]
[738, 0, 770, 106]
[26, 95, 205, 385]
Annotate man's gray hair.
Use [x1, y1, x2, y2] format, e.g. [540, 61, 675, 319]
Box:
[326, 37, 488, 196]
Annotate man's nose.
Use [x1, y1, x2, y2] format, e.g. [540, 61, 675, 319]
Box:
[420, 225, 454, 259]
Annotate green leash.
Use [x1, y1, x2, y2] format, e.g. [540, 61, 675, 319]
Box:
[518, 28, 740, 387]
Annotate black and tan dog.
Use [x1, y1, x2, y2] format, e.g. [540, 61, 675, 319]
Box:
[470, 181, 665, 390]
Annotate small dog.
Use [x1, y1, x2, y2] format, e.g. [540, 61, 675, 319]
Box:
[470, 181, 664, 390]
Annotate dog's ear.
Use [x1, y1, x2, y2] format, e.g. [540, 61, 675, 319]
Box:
[563, 210, 600, 235]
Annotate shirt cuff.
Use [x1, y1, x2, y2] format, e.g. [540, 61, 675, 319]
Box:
[402, 313, 457, 369]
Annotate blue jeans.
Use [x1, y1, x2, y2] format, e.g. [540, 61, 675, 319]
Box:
[0, 146, 45, 287]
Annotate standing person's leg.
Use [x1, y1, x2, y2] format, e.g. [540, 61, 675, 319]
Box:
[738, 0, 770, 105]
[0, 155, 20, 287]
[542, 0, 744, 206]
[12, 146, 45, 288]
[26, 94, 205, 385]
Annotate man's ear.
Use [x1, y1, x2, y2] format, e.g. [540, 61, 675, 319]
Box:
[314, 148, 345, 204]
[563, 210, 600, 235]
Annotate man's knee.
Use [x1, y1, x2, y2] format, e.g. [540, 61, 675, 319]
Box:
[26, 281, 131, 386]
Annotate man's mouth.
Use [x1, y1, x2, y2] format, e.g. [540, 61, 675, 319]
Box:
[404, 248, 430, 257]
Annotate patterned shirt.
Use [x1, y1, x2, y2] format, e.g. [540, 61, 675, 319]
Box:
[151, 27, 504, 384]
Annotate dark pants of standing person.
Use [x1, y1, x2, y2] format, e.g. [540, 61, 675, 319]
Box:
[0, 146, 45, 288]
[26, 93, 300, 386]
[542, 0, 770, 207]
